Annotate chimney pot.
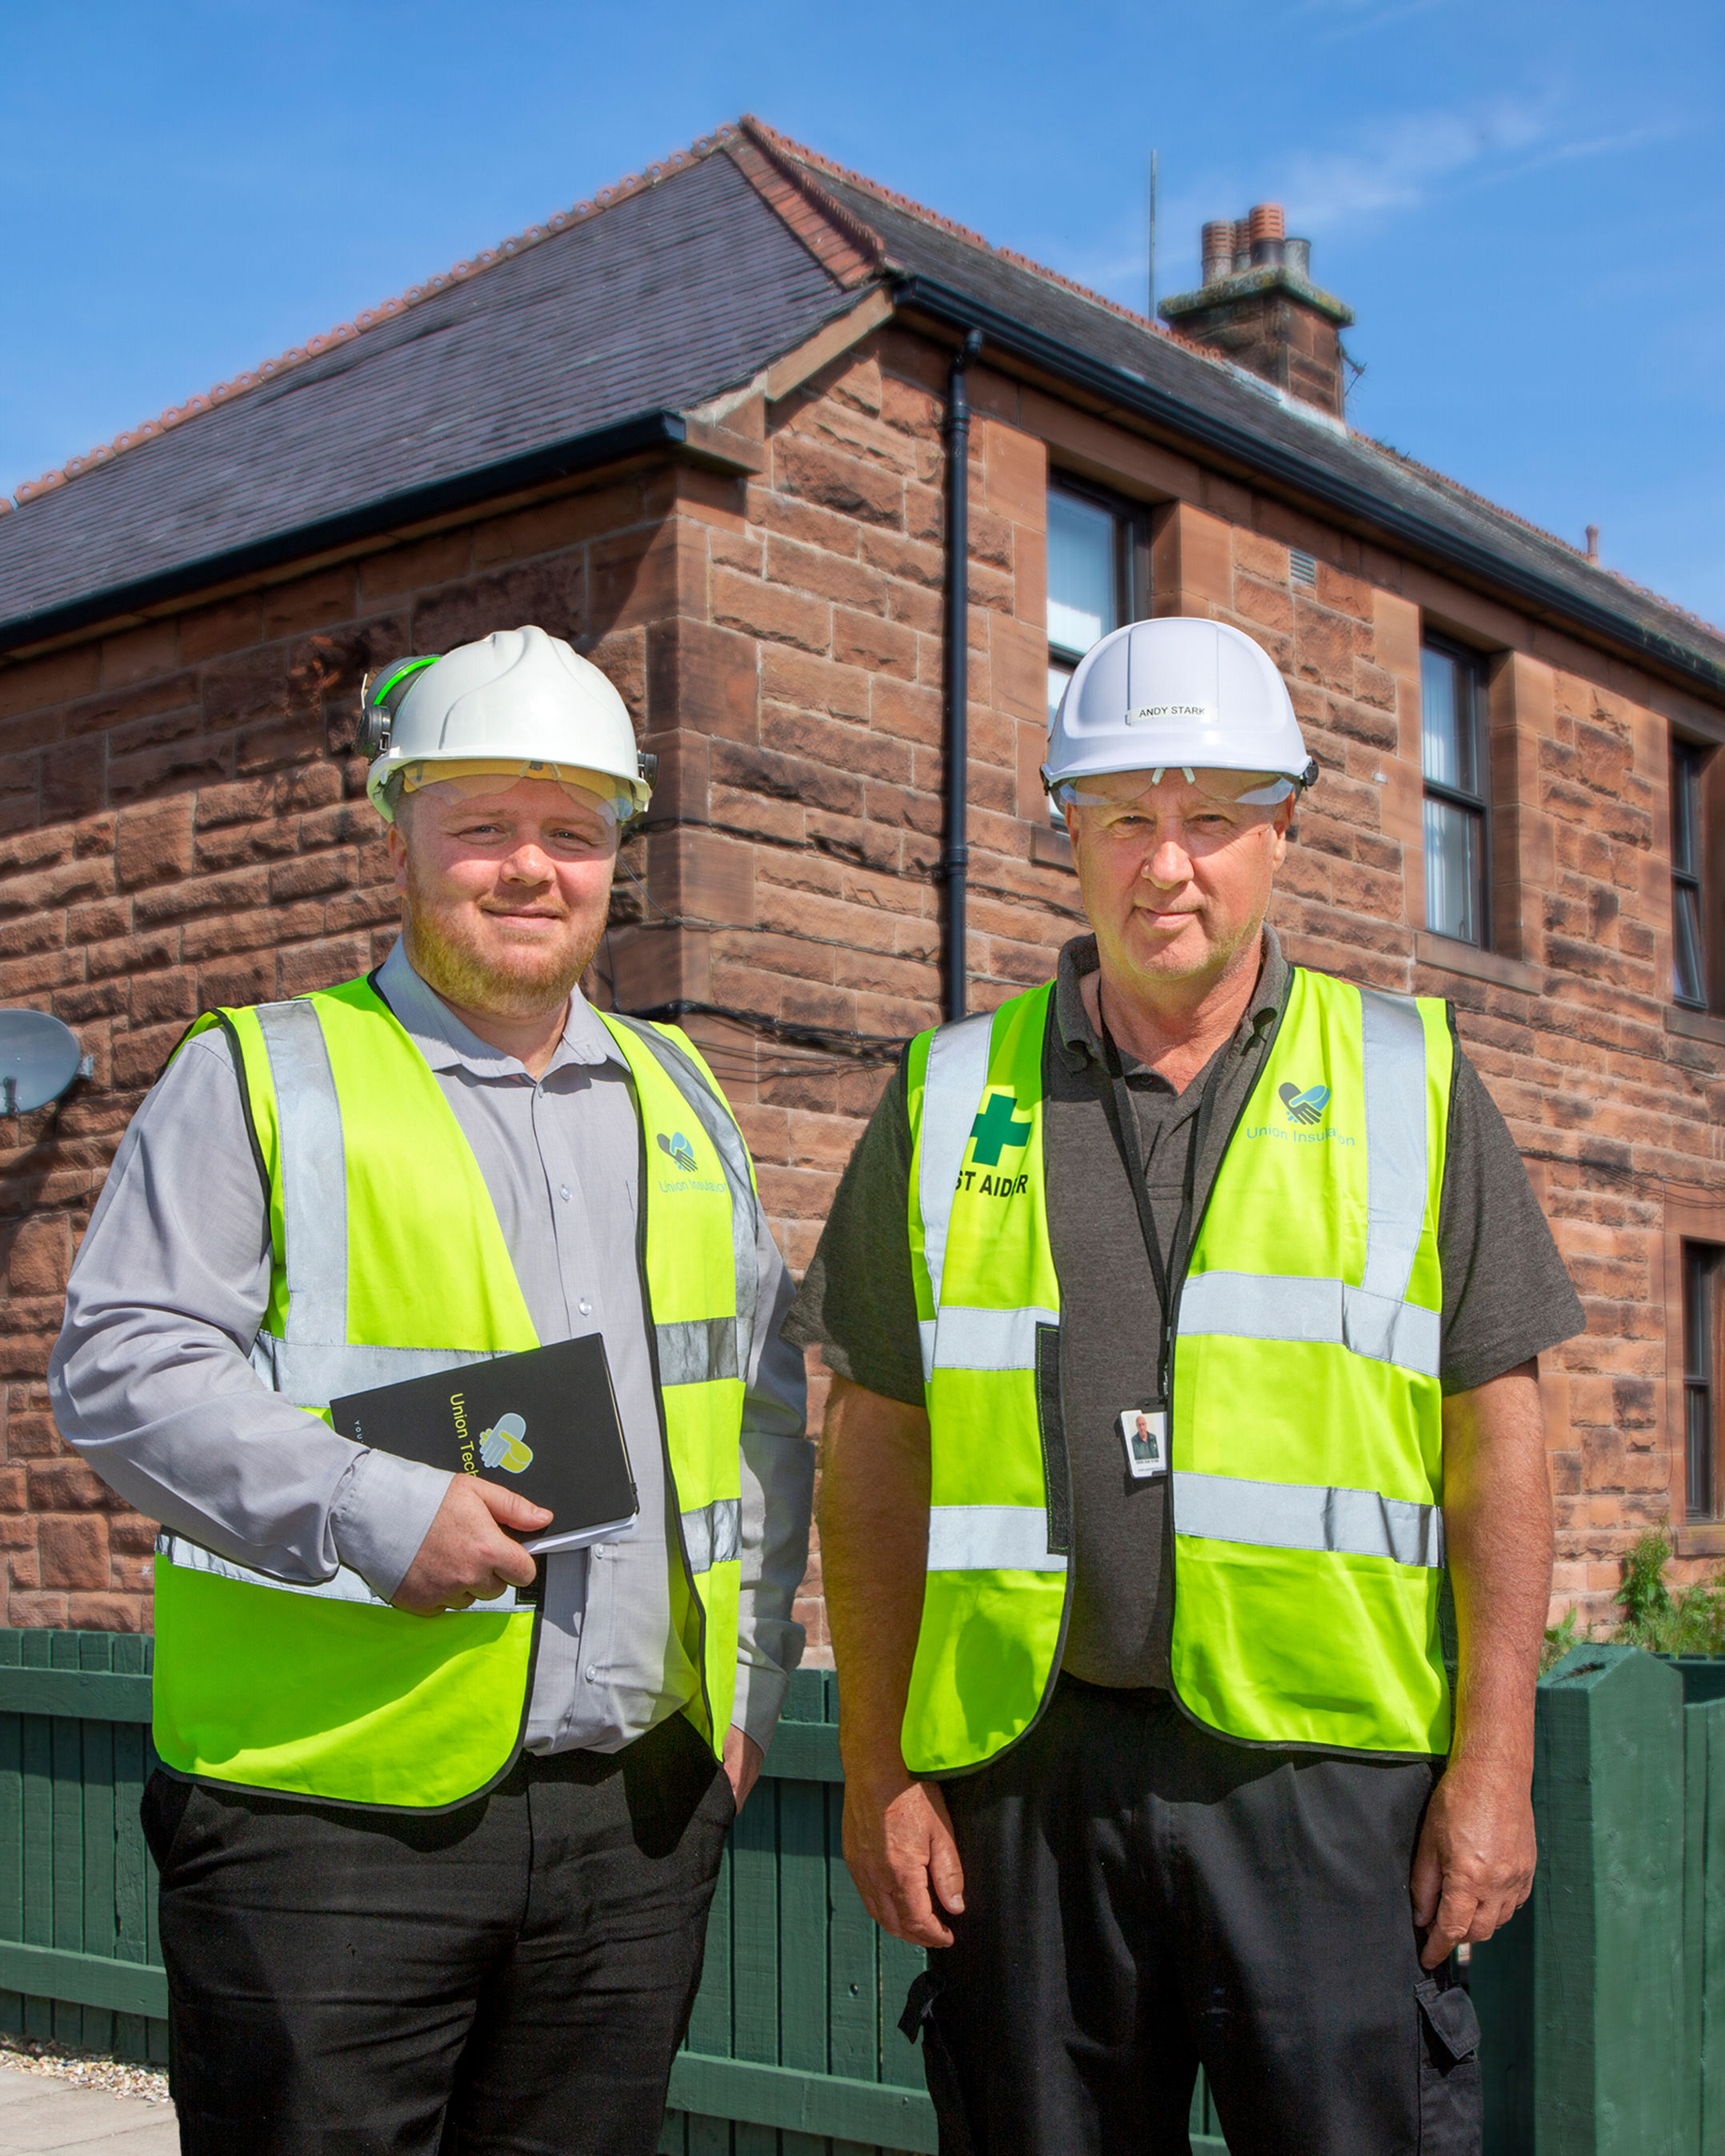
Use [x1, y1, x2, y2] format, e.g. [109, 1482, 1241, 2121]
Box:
[1201, 220, 1235, 286]
[1232, 219, 1252, 274]
[1585, 524, 1600, 562]
[1283, 236, 1311, 281]
[1248, 202, 1286, 269]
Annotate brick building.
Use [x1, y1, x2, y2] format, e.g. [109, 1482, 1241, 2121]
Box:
[0, 119, 1720, 1648]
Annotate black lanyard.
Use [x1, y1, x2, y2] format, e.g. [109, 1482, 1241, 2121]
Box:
[1094, 1003, 1232, 1403]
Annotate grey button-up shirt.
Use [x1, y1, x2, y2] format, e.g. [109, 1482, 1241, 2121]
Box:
[49, 939, 813, 1755]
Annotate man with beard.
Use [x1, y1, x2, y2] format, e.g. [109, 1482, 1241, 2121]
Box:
[50, 626, 813, 2154]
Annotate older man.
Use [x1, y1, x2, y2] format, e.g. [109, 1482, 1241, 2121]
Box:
[50, 626, 812, 2156]
[789, 618, 1582, 2156]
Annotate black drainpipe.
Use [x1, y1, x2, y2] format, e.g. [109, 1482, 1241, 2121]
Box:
[942, 329, 983, 1024]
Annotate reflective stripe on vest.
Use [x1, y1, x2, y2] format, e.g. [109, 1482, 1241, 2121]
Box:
[925, 1474, 1442, 1575]
[902, 966, 1453, 1769]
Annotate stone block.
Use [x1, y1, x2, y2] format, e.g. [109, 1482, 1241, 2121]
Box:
[115, 794, 196, 889]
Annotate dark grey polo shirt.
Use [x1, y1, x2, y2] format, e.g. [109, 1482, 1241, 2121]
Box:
[786, 927, 1583, 1689]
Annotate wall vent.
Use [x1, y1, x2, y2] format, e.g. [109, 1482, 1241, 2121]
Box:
[1290, 550, 1318, 588]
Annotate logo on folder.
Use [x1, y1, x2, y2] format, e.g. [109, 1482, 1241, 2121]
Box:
[1278, 1082, 1330, 1128]
[479, 1414, 534, 1474]
[657, 1130, 698, 1174]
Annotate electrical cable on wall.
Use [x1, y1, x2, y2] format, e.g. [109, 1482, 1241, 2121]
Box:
[594, 860, 911, 1080]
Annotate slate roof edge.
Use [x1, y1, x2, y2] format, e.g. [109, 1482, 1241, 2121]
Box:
[894, 273, 1725, 704]
[0, 410, 747, 660]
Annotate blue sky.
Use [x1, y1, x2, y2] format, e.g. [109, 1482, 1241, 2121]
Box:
[3, 0, 1720, 624]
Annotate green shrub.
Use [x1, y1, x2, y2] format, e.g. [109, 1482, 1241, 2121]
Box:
[1611, 1527, 1725, 1656]
[1539, 1527, 1725, 1668]
[1540, 1606, 1585, 1675]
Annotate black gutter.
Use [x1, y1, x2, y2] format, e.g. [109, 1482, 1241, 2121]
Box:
[894, 273, 1725, 704]
[943, 330, 983, 1024]
[0, 411, 736, 659]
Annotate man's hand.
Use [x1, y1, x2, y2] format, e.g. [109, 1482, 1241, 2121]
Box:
[1411, 1753, 1536, 1968]
[842, 1762, 965, 1949]
[723, 1727, 765, 1812]
[392, 1474, 549, 1614]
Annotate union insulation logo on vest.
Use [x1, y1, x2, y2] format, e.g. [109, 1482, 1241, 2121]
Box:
[1279, 1082, 1330, 1127]
[654, 1129, 726, 1196]
[959, 1090, 1032, 1198]
[1242, 1080, 1355, 1148]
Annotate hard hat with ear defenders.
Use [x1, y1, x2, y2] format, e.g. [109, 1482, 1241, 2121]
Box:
[358, 626, 658, 825]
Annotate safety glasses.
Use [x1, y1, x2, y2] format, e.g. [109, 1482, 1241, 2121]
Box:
[1051, 767, 1299, 815]
[398, 760, 634, 826]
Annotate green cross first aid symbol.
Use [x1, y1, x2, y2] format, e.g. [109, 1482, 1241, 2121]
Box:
[969, 1091, 1033, 1167]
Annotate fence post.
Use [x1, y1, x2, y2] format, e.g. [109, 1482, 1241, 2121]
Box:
[1688, 1698, 1725, 2156]
[1473, 1890, 1534, 2154]
[1533, 1644, 1687, 2156]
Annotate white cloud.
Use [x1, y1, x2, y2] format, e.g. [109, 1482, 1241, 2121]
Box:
[1275, 95, 1555, 234]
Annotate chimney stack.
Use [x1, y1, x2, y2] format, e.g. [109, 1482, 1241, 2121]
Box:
[1159, 202, 1355, 419]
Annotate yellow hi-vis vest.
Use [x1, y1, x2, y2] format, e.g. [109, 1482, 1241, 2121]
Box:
[903, 964, 1454, 1774]
[151, 974, 756, 1811]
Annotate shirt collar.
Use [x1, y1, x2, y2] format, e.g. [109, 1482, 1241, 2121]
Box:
[374, 938, 622, 1079]
[1053, 924, 1288, 1077]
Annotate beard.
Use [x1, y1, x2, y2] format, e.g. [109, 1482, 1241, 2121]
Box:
[402, 854, 610, 1022]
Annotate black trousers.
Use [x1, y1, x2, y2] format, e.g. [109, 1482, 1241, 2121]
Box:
[908, 1676, 1481, 2156]
[142, 1710, 734, 2156]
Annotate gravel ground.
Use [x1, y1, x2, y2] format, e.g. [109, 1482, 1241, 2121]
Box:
[0, 2032, 170, 2105]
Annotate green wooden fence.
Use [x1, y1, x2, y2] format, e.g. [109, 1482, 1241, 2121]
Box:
[1471, 1647, 1725, 2156]
[7, 1629, 1720, 2152]
[0, 1631, 1227, 2153]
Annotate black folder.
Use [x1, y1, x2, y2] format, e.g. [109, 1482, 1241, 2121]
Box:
[329, 1335, 638, 1556]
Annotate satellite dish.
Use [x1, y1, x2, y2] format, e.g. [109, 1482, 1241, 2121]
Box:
[0, 1010, 87, 1115]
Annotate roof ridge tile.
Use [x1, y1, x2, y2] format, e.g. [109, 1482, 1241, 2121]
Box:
[727, 122, 884, 288]
[1363, 438, 1725, 644]
[738, 114, 1179, 346]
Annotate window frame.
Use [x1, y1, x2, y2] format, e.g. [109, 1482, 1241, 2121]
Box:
[1671, 737, 1708, 1011]
[1040, 477, 1152, 838]
[1419, 633, 1494, 953]
[1683, 1242, 1723, 1521]
[1667, 1194, 1725, 1557]
[1046, 476, 1151, 695]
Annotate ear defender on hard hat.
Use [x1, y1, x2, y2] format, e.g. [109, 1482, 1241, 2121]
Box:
[357, 655, 442, 760]
[362, 626, 655, 824]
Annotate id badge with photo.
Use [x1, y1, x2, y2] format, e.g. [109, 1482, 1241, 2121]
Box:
[1119, 1403, 1168, 1479]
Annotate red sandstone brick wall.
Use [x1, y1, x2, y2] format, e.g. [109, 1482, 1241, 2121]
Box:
[0, 316, 1719, 1650]
[0, 466, 694, 1628]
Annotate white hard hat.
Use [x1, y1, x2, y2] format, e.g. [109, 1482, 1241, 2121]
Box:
[359, 626, 655, 823]
[1043, 618, 1315, 806]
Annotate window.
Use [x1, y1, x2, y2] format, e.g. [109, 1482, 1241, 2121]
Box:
[1421, 638, 1491, 947]
[1672, 741, 1707, 1009]
[1683, 1243, 1723, 1519]
[1046, 482, 1148, 732]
